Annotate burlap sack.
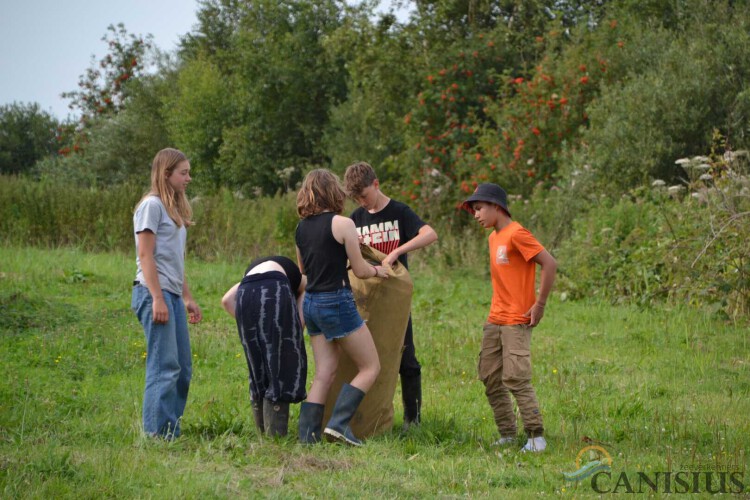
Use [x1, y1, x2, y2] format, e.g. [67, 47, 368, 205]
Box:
[323, 245, 413, 438]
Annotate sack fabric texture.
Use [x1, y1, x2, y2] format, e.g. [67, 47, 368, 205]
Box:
[323, 245, 413, 437]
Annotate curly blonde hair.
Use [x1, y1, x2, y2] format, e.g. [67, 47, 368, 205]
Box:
[296, 169, 346, 218]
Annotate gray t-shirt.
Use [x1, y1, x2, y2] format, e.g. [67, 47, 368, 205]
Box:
[133, 195, 186, 296]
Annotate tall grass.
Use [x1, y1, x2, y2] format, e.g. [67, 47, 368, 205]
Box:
[0, 174, 542, 274]
[1, 246, 748, 497]
[0, 174, 493, 273]
[0, 176, 302, 262]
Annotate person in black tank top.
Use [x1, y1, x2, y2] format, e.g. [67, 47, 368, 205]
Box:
[294, 169, 389, 447]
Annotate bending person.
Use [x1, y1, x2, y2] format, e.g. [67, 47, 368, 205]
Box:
[221, 256, 307, 437]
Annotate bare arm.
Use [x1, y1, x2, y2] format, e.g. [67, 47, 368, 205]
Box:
[137, 230, 168, 324]
[383, 224, 438, 267]
[332, 215, 388, 279]
[182, 275, 202, 324]
[296, 247, 307, 328]
[221, 282, 240, 317]
[296, 246, 305, 275]
[296, 275, 307, 329]
[524, 250, 557, 327]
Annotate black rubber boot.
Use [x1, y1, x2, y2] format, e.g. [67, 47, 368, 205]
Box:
[401, 374, 422, 430]
[262, 398, 289, 437]
[251, 398, 264, 433]
[298, 401, 325, 444]
[323, 384, 366, 446]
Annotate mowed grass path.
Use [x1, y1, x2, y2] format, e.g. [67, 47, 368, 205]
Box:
[1, 246, 748, 497]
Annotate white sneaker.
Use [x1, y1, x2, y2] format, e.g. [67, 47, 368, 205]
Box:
[521, 436, 547, 452]
[492, 436, 516, 446]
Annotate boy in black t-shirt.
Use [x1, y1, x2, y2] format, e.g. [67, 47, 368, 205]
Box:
[344, 161, 438, 429]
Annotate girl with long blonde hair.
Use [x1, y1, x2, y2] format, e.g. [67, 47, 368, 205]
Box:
[131, 148, 202, 439]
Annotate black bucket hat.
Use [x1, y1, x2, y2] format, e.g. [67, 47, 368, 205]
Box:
[462, 183, 511, 217]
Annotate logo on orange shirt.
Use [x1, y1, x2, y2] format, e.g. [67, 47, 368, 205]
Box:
[495, 245, 509, 265]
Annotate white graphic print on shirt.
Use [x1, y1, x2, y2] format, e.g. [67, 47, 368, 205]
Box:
[495, 245, 509, 265]
[356, 220, 401, 256]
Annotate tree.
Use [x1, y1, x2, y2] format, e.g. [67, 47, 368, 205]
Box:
[60, 23, 154, 155]
[322, 5, 422, 175]
[165, 57, 231, 190]
[172, 0, 348, 194]
[0, 102, 59, 175]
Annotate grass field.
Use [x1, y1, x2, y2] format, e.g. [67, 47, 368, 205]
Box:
[1, 246, 748, 497]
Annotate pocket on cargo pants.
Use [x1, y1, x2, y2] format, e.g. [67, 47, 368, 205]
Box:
[504, 349, 532, 384]
[478, 323, 502, 383]
[499, 324, 533, 388]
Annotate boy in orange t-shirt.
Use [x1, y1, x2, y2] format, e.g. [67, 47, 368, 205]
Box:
[463, 183, 557, 452]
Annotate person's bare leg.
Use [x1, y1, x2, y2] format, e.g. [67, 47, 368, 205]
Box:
[337, 324, 381, 392]
[306, 335, 339, 404]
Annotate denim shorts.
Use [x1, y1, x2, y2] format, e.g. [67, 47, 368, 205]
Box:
[303, 287, 364, 340]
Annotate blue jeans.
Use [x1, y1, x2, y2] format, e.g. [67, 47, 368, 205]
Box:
[303, 288, 364, 340]
[131, 285, 192, 438]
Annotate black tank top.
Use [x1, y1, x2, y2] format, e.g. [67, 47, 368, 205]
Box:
[295, 212, 350, 292]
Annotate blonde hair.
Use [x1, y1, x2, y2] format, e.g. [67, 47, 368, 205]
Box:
[137, 148, 193, 227]
[343, 161, 377, 197]
[296, 169, 346, 218]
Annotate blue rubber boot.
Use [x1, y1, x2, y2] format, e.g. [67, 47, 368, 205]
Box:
[298, 402, 325, 444]
[323, 384, 366, 446]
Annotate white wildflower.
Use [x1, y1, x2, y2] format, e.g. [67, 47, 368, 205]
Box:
[699, 173, 713, 181]
[527, 158, 535, 166]
[668, 185, 685, 194]
[691, 191, 708, 204]
[695, 164, 711, 171]
[652, 179, 666, 187]
[278, 166, 295, 181]
[675, 158, 690, 165]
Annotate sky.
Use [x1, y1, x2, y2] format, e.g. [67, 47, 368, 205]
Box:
[0, 0, 202, 120]
[0, 1, 407, 121]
